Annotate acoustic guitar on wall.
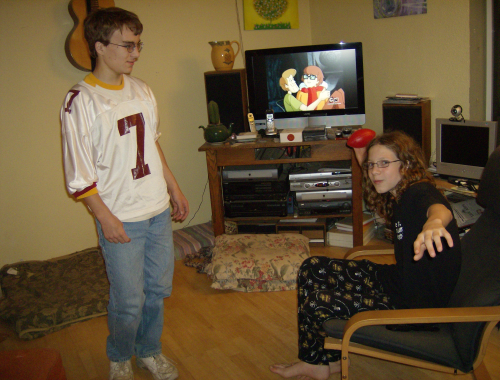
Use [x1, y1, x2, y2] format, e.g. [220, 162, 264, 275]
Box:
[65, 0, 115, 72]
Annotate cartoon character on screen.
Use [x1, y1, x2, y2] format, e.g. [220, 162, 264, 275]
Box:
[280, 68, 330, 112]
[296, 65, 330, 110]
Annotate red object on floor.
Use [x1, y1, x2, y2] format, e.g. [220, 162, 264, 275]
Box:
[0, 348, 67, 380]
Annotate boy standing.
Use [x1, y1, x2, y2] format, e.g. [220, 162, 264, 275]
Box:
[61, 7, 188, 380]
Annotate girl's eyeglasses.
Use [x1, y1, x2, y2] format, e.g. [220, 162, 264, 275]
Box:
[362, 160, 401, 170]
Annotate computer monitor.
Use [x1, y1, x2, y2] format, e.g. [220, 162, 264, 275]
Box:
[435, 118, 498, 181]
[245, 42, 365, 130]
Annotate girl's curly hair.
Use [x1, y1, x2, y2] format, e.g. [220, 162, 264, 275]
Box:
[362, 131, 436, 223]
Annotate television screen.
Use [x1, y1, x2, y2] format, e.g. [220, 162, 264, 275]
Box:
[245, 42, 365, 129]
[436, 118, 498, 180]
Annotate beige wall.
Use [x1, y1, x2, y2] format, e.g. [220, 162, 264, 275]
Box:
[0, 0, 484, 266]
[469, 0, 487, 121]
[0, 0, 311, 266]
[310, 0, 478, 143]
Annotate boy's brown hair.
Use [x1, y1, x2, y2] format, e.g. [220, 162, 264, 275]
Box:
[84, 7, 143, 58]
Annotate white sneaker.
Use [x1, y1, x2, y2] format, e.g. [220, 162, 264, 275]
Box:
[136, 354, 179, 380]
[109, 360, 134, 380]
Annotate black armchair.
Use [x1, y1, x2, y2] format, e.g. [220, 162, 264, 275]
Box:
[323, 146, 500, 379]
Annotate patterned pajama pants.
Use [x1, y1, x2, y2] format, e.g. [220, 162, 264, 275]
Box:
[297, 256, 395, 365]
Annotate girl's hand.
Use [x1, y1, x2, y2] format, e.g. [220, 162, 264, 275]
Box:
[413, 219, 454, 261]
[352, 147, 367, 167]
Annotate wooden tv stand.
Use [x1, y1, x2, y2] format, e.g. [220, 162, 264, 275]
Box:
[198, 138, 364, 246]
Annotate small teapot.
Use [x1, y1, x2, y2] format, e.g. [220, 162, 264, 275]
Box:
[199, 123, 233, 143]
[199, 100, 233, 143]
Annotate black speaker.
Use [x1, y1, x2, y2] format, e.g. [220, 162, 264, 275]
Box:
[383, 99, 431, 165]
[204, 69, 248, 134]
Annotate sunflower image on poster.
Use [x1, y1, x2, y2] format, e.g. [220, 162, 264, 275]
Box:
[244, 0, 299, 30]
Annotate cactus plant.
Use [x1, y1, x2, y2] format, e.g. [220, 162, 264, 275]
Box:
[208, 100, 221, 125]
[199, 100, 233, 143]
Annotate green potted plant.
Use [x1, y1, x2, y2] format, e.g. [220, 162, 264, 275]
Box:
[199, 101, 233, 143]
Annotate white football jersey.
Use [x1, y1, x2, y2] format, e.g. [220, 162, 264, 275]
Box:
[61, 74, 170, 222]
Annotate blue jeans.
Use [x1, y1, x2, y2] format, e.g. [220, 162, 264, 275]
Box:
[96, 208, 174, 362]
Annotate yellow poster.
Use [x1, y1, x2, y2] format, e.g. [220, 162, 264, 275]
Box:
[244, 0, 299, 30]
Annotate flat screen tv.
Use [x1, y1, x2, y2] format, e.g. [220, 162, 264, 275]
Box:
[245, 42, 365, 130]
[435, 118, 498, 180]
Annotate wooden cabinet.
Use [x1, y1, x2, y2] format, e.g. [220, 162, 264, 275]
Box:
[198, 138, 365, 247]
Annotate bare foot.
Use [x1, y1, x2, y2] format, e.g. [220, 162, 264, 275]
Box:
[329, 360, 341, 374]
[269, 361, 330, 380]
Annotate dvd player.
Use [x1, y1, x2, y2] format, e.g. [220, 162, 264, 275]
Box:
[289, 171, 351, 181]
[224, 192, 288, 202]
[290, 176, 352, 191]
[297, 200, 352, 216]
[224, 200, 288, 218]
[223, 164, 282, 181]
[295, 189, 352, 202]
[223, 173, 289, 199]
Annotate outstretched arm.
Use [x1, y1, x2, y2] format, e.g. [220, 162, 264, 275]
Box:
[156, 142, 189, 222]
[413, 204, 454, 261]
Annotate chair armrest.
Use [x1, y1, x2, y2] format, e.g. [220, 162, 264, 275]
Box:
[344, 244, 394, 260]
[326, 306, 500, 377]
[342, 306, 500, 341]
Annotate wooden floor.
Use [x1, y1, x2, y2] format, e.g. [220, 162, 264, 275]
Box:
[1, 243, 499, 380]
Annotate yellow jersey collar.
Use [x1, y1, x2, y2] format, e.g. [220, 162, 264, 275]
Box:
[84, 73, 124, 90]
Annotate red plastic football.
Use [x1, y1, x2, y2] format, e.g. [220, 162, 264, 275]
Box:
[347, 128, 376, 148]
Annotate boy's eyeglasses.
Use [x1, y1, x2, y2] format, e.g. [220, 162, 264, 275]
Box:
[303, 74, 317, 80]
[108, 42, 144, 53]
[363, 160, 402, 170]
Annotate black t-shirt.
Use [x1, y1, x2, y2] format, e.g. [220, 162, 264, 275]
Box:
[377, 182, 462, 309]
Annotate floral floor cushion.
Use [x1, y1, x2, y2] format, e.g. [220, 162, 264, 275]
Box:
[206, 234, 310, 292]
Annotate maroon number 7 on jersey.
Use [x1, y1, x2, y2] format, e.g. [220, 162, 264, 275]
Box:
[117, 113, 151, 180]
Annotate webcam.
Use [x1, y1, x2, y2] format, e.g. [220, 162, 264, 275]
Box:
[449, 105, 464, 122]
[451, 105, 462, 117]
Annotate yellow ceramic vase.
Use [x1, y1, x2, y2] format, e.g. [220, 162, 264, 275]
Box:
[209, 40, 240, 71]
